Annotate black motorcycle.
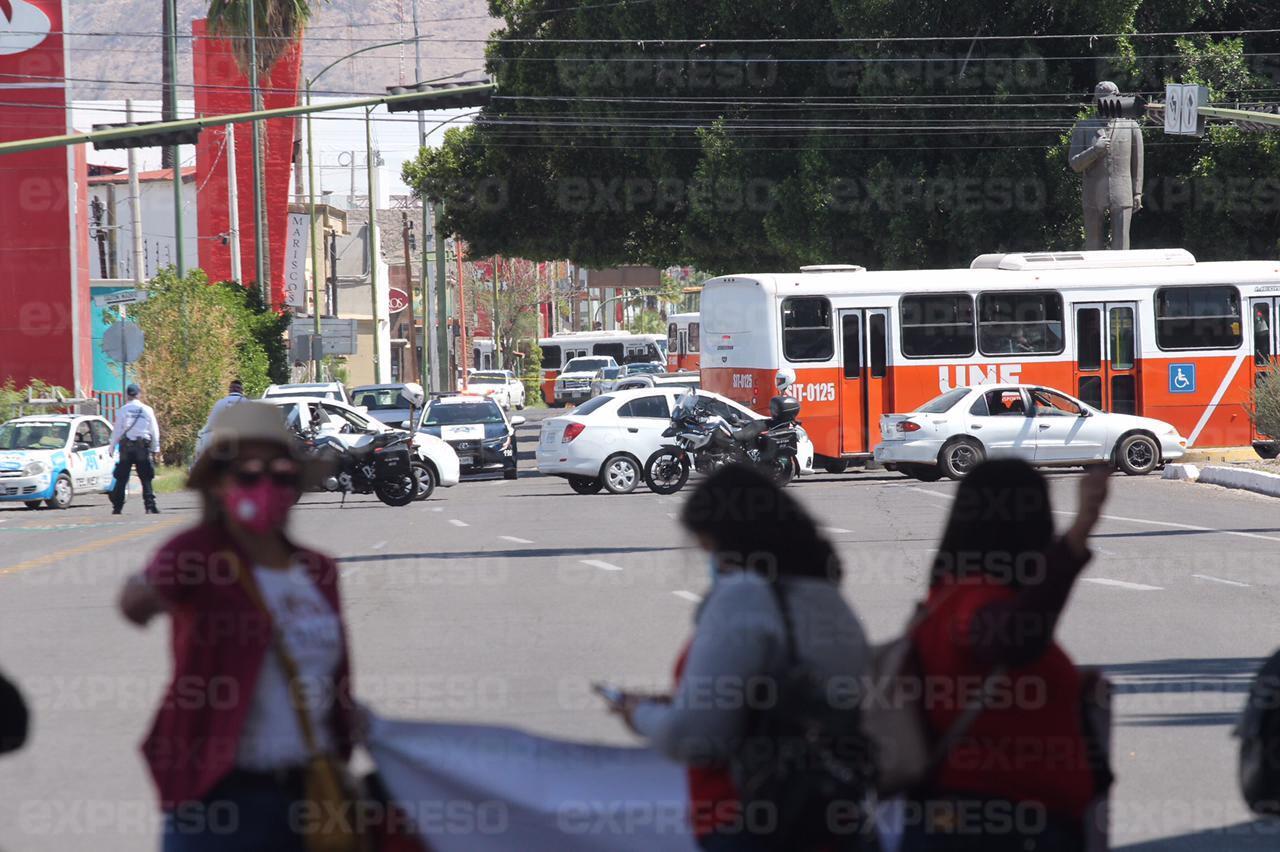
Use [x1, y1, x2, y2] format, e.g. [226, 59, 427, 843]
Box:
[301, 426, 420, 507]
[643, 391, 801, 495]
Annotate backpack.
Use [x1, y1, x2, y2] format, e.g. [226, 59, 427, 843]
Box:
[1239, 647, 1280, 815]
[730, 582, 877, 851]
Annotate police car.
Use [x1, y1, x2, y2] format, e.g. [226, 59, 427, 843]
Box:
[417, 395, 526, 479]
[0, 415, 116, 509]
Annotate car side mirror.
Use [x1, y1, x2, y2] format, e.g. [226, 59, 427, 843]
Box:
[511, 416, 527, 427]
[1078, 409, 1090, 417]
[73, 442, 90, 452]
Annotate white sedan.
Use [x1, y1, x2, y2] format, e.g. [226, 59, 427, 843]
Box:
[873, 384, 1187, 480]
[261, 396, 460, 497]
[537, 388, 815, 494]
[462, 370, 526, 410]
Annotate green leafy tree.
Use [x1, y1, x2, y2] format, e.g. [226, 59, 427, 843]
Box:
[129, 268, 278, 463]
[520, 337, 544, 404]
[0, 379, 70, 423]
[406, 0, 1280, 270]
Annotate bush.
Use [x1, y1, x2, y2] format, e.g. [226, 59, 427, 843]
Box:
[0, 379, 70, 424]
[520, 338, 543, 404]
[1252, 365, 1280, 441]
[127, 268, 281, 464]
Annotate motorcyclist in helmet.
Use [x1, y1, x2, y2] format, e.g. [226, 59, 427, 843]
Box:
[770, 369, 800, 426]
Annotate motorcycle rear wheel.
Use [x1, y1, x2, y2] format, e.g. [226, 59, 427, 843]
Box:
[375, 470, 419, 506]
[766, 456, 797, 487]
[644, 449, 690, 495]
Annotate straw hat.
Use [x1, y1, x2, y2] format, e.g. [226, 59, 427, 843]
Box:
[187, 402, 326, 490]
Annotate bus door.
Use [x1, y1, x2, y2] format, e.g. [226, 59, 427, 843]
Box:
[1250, 297, 1280, 437]
[1073, 302, 1138, 414]
[838, 308, 891, 454]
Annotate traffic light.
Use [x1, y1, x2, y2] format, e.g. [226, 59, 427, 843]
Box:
[1097, 96, 1148, 120]
[92, 121, 201, 151]
[385, 79, 493, 113]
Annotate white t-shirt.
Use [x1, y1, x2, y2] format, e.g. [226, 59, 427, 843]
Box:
[236, 564, 344, 771]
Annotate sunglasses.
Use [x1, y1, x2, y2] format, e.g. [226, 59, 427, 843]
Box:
[228, 460, 300, 488]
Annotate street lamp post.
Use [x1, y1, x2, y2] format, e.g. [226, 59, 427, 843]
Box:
[247, 0, 268, 302]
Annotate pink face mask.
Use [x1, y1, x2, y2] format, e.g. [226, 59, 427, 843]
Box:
[222, 479, 298, 534]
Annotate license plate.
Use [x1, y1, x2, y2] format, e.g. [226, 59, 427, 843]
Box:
[459, 456, 475, 466]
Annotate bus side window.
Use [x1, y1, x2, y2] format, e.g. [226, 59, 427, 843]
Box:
[782, 297, 834, 361]
[1155, 285, 1242, 350]
[541, 345, 562, 370]
[900, 294, 975, 358]
[668, 323, 679, 353]
[688, 322, 700, 353]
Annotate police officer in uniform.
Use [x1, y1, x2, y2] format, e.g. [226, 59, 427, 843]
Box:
[110, 383, 162, 514]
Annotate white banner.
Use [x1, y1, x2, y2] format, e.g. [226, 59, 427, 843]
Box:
[284, 213, 310, 309]
[367, 718, 701, 852]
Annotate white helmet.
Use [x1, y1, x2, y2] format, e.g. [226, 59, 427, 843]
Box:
[775, 368, 796, 392]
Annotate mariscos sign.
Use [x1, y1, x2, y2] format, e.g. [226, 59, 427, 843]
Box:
[388, 288, 410, 315]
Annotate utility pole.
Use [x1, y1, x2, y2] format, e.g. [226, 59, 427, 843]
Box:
[165, 0, 185, 275]
[247, 0, 268, 302]
[160, 0, 175, 170]
[433, 203, 451, 390]
[410, 0, 434, 391]
[366, 107, 383, 382]
[400, 210, 419, 384]
[490, 256, 501, 370]
[127, 100, 144, 284]
[226, 124, 242, 283]
[455, 232, 468, 382]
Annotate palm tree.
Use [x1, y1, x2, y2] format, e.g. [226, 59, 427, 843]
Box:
[206, 0, 315, 296]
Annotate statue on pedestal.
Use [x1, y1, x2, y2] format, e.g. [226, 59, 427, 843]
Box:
[1068, 81, 1144, 250]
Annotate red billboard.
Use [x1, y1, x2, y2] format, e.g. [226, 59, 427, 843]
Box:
[192, 18, 302, 307]
[0, 0, 92, 392]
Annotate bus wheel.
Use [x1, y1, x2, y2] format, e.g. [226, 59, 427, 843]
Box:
[822, 459, 850, 474]
[1116, 433, 1159, 476]
[939, 438, 984, 480]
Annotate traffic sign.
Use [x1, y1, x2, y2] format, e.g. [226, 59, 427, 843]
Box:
[102, 321, 145, 364]
[1169, 363, 1196, 394]
[93, 289, 150, 308]
[1164, 84, 1208, 137]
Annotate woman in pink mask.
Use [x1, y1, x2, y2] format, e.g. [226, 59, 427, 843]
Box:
[119, 402, 357, 851]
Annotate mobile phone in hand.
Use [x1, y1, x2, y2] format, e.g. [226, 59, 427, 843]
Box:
[592, 682, 625, 706]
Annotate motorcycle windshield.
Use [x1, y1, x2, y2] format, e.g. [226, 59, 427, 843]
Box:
[674, 389, 698, 417]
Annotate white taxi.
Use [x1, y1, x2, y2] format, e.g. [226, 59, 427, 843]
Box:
[873, 384, 1187, 480]
[0, 414, 116, 509]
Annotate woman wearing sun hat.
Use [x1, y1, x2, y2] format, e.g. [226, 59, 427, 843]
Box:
[117, 402, 360, 851]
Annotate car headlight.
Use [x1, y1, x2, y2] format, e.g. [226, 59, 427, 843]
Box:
[24, 460, 48, 475]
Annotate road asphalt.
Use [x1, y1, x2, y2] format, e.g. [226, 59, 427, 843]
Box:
[0, 409, 1277, 850]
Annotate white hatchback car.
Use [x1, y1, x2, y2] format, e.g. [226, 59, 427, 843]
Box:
[261, 396, 460, 497]
[537, 388, 815, 494]
[873, 384, 1187, 480]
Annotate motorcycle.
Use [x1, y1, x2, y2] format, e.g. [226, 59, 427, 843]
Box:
[643, 390, 801, 495]
[300, 424, 420, 507]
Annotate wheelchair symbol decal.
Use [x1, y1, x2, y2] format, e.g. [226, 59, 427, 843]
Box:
[1169, 363, 1196, 394]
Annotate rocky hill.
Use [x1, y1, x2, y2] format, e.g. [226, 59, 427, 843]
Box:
[67, 0, 496, 99]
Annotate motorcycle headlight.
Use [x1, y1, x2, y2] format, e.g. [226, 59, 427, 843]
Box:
[24, 460, 48, 476]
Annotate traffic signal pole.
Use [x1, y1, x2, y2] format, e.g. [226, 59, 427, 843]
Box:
[0, 83, 495, 156]
[165, 0, 184, 276]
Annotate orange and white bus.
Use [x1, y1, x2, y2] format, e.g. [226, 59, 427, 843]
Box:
[666, 312, 701, 373]
[700, 250, 1280, 469]
[538, 331, 667, 404]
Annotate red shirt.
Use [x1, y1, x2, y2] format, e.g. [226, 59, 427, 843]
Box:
[913, 578, 1096, 821]
[673, 641, 739, 838]
[140, 524, 355, 809]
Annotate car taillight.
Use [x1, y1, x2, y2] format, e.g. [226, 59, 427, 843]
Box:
[562, 423, 586, 443]
[899, 421, 922, 433]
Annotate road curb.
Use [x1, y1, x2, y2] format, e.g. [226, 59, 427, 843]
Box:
[1165, 463, 1280, 498]
[1181, 446, 1260, 465]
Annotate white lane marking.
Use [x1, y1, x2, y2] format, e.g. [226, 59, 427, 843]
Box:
[448, 519, 469, 528]
[430, 507, 444, 513]
[673, 590, 703, 603]
[666, 512, 678, 519]
[370, 541, 387, 551]
[500, 535, 534, 544]
[1082, 577, 1164, 591]
[1192, 574, 1251, 588]
[1188, 353, 1247, 447]
[824, 527, 851, 535]
[581, 559, 624, 571]
[916, 486, 1280, 545]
